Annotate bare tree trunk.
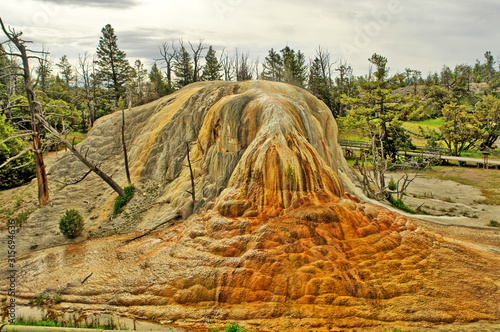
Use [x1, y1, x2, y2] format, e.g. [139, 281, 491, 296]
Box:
[158, 41, 177, 87]
[122, 102, 131, 185]
[91, 57, 98, 127]
[36, 114, 125, 196]
[190, 40, 205, 83]
[186, 142, 195, 204]
[1, 18, 50, 206]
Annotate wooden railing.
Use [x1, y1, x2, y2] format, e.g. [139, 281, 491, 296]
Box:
[338, 139, 446, 157]
[338, 139, 499, 169]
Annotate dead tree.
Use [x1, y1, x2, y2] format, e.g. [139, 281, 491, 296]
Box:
[36, 114, 125, 196]
[122, 96, 131, 185]
[395, 171, 418, 200]
[1, 18, 50, 206]
[316, 46, 334, 89]
[189, 40, 205, 83]
[185, 141, 195, 204]
[219, 49, 233, 81]
[356, 136, 390, 199]
[157, 41, 177, 87]
[78, 52, 95, 127]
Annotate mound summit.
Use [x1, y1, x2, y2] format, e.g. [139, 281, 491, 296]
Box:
[1, 81, 499, 331]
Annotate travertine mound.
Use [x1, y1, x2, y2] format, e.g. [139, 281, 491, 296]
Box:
[1, 81, 499, 331]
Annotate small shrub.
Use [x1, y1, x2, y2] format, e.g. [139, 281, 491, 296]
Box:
[15, 208, 35, 228]
[30, 244, 38, 250]
[211, 323, 251, 332]
[387, 193, 417, 214]
[388, 177, 397, 191]
[59, 209, 84, 238]
[52, 292, 62, 304]
[113, 185, 135, 215]
[488, 220, 499, 227]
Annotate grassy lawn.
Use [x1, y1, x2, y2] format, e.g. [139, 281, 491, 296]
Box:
[411, 118, 445, 127]
[67, 131, 87, 145]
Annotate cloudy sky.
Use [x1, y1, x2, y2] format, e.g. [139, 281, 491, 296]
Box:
[1, 0, 499, 77]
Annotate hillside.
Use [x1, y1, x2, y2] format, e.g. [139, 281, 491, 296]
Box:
[0, 81, 499, 331]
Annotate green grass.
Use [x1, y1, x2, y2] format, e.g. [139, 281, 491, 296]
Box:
[66, 131, 87, 145]
[411, 118, 445, 127]
[460, 149, 500, 160]
[211, 323, 251, 332]
[12, 314, 123, 330]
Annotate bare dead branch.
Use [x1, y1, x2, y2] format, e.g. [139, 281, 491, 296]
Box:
[123, 213, 181, 244]
[186, 141, 195, 204]
[36, 114, 125, 196]
[12, 160, 33, 170]
[81, 272, 93, 284]
[0, 146, 31, 169]
[0, 132, 33, 145]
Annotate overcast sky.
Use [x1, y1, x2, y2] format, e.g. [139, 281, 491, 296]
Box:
[2, 0, 499, 77]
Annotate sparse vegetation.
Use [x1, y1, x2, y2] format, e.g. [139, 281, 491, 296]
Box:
[388, 177, 397, 191]
[14, 208, 35, 227]
[387, 193, 417, 214]
[413, 191, 434, 199]
[113, 185, 135, 215]
[488, 220, 499, 227]
[432, 169, 500, 205]
[211, 323, 251, 332]
[59, 209, 84, 238]
[12, 313, 122, 330]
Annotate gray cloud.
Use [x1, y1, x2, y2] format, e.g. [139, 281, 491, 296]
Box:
[8, 0, 499, 77]
[34, 0, 139, 8]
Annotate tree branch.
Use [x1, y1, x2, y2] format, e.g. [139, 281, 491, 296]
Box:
[123, 213, 181, 244]
[35, 114, 125, 196]
[0, 132, 33, 145]
[0, 146, 31, 169]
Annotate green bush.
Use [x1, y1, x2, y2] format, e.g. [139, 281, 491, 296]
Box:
[387, 193, 417, 214]
[488, 220, 499, 227]
[388, 177, 397, 191]
[59, 209, 84, 238]
[113, 185, 135, 215]
[0, 115, 35, 190]
[211, 323, 251, 332]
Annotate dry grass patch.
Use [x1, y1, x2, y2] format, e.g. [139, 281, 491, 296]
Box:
[427, 167, 500, 205]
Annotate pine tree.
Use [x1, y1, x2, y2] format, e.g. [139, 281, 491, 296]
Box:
[344, 54, 412, 159]
[484, 51, 495, 84]
[441, 102, 485, 156]
[173, 44, 193, 88]
[149, 62, 169, 97]
[476, 95, 500, 149]
[308, 57, 332, 109]
[56, 55, 73, 87]
[201, 46, 222, 81]
[281, 46, 307, 87]
[236, 52, 252, 81]
[96, 24, 133, 100]
[262, 48, 283, 81]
